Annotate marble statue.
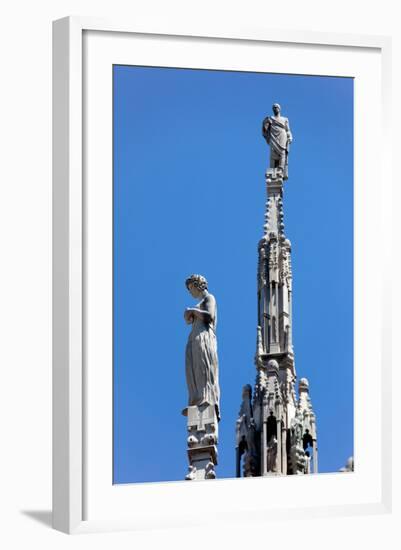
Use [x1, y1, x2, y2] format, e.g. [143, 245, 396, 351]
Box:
[235, 101, 319, 478]
[184, 274, 220, 421]
[266, 435, 278, 473]
[291, 408, 304, 448]
[262, 103, 293, 180]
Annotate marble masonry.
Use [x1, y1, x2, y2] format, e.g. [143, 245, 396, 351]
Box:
[235, 105, 318, 477]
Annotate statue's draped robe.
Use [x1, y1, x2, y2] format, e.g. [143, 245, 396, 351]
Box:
[185, 297, 220, 421]
[262, 115, 292, 178]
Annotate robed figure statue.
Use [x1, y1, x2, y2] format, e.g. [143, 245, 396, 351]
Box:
[183, 274, 220, 422]
[262, 103, 293, 180]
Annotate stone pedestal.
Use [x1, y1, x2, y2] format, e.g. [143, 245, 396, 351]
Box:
[185, 404, 218, 480]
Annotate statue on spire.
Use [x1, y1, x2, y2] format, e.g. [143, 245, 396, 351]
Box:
[183, 274, 220, 422]
[262, 103, 293, 180]
[183, 274, 220, 481]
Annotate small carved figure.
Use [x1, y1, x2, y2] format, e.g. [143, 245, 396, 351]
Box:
[246, 418, 258, 456]
[236, 384, 253, 440]
[262, 103, 293, 180]
[266, 435, 278, 473]
[291, 408, 304, 448]
[201, 433, 217, 446]
[184, 274, 220, 421]
[187, 434, 199, 447]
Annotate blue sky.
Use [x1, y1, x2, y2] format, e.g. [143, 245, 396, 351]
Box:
[113, 65, 353, 483]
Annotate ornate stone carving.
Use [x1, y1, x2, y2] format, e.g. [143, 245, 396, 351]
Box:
[288, 408, 307, 474]
[269, 240, 279, 281]
[290, 443, 306, 475]
[291, 408, 304, 448]
[235, 105, 318, 478]
[185, 404, 218, 481]
[236, 385, 260, 478]
[205, 461, 216, 479]
[280, 240, 292, 287]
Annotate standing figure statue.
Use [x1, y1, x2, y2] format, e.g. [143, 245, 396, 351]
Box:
[262, 103, 293, 180]
[184, 274, 221, 421]
[266, 435, 278, 473]
[291, 408, 304, 448]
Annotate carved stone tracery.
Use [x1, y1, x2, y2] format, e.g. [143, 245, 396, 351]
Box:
[236, 111, 318, 477]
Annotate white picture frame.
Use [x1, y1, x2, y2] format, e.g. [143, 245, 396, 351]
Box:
[52, 16, 392, 534]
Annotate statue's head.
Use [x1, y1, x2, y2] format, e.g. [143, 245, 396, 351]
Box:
[272, 103, 281, 115]
[185, 274, 208, 298]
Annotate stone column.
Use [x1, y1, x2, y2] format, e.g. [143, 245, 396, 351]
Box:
[265, 169, 283, 355]
[281, 427, 287, 475]
[185, 405, 218, 481]
[313, 441, 319, 473]
[261, 409, 267, 476]
[235, 446, 240, 477]
[288, 289, 293, 350]
[276, 417, 282, 474]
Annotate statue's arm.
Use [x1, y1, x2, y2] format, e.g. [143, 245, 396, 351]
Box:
[262, 117, 270, 141]
[285, 118, 293, 143]
[187, 294, 216, 324]
[184, 309, 194, 324]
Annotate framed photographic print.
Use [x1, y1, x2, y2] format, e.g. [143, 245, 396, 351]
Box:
[53, 17, 392, 534]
